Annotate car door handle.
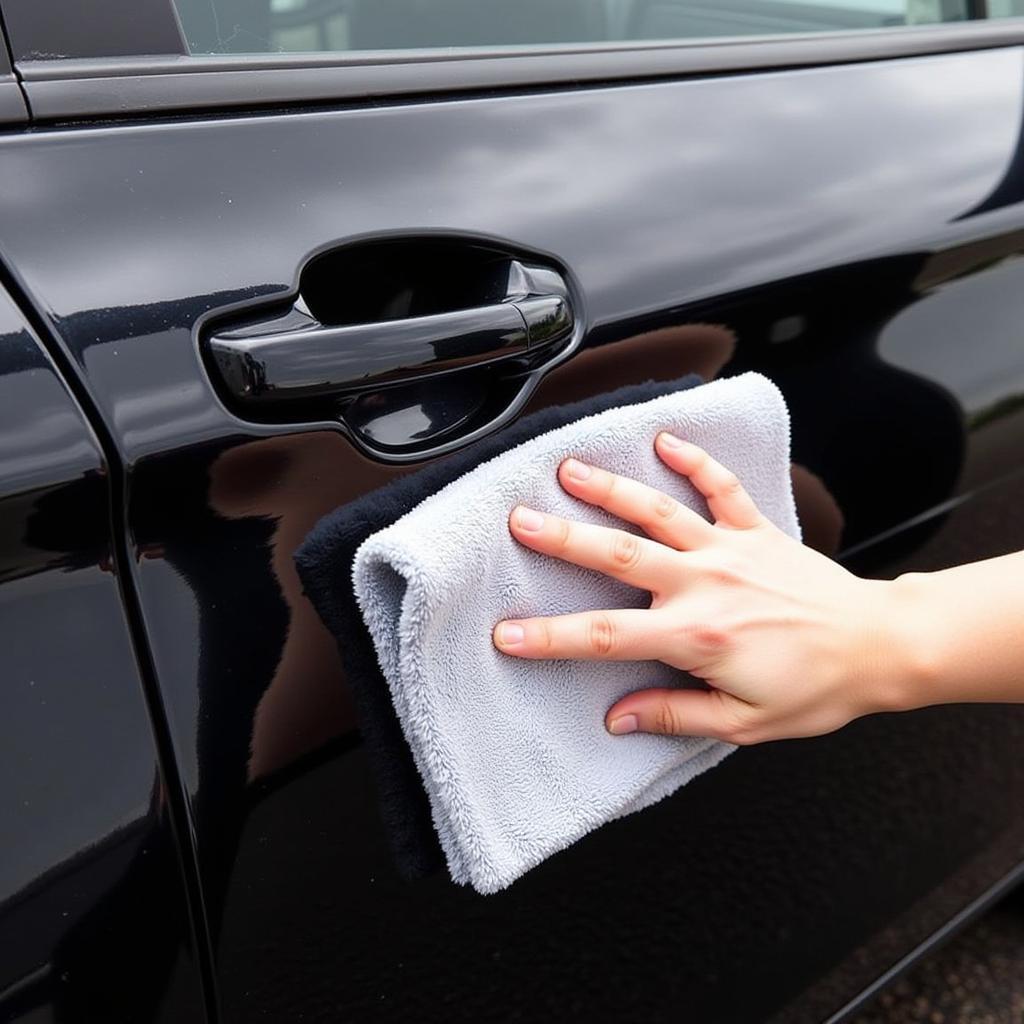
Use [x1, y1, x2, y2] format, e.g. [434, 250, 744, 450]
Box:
[207, 279, 574, 407]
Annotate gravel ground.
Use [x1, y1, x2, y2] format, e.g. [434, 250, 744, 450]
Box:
[851, 900, 1024, 1024]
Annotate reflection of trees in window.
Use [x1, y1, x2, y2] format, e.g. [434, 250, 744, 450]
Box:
[173, 0, 352, 54]
[269, 0, 352, 53]
[172, 0, 1013, 57]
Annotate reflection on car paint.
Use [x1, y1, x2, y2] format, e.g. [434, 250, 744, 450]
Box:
[1, 45, 1024, 1024]
[0, 291, 206, 1021]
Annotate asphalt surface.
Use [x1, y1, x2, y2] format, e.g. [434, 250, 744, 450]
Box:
[851, 898, 1024, 1024]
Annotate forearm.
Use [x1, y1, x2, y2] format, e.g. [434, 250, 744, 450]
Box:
[890, 550, 1024, 710]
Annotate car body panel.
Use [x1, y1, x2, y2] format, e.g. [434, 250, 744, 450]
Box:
[1, 40, 1024, 1024]
[0, 287, 207, 1022]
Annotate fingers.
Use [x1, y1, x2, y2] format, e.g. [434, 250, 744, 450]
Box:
[654, 433, 764, 530]
[493, 608, 663, 661]
[557, 458, 715, 550]
[508, 505, 679, 594]
[606, 687, 758, 744]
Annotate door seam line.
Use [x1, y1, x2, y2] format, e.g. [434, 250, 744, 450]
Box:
[0, 253, 220, 1024]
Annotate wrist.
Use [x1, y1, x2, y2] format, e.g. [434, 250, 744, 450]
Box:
[865, 571, 940, 714]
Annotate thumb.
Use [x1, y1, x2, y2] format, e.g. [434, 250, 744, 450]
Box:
[606, 687, 753, 743]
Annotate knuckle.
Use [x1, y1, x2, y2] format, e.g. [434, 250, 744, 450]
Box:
[588, 613, 617, 657]
[534, 618, 554, 653]
[687, 623, 730, 651]
[611, 532, 643, 570]
[653, 700, 684, 736]
[715, 472, 743, 499]
[695, 551, 744, 587]
[706, 564, 741, 587]
[552, 517, 572, 552]
[651, 490, 678, 521]
[716, 695, 758, 745]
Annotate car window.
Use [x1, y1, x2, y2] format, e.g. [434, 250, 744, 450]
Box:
[171, 0, 1024, 56]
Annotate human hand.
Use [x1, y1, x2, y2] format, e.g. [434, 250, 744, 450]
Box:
[493, 433, 916, 744]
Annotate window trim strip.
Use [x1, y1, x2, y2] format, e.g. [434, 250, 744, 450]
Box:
[0, 74, 26, 123]
[15, 18, 1024, 123]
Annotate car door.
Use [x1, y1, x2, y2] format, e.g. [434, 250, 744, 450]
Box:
[2, 3, 1024, 1022]
[0, 282, 208, 1022]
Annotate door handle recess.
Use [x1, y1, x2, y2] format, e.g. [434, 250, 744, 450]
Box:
[207, 270, 574, 408]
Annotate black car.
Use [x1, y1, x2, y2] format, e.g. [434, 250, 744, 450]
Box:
[3, 2, 1024, 1021]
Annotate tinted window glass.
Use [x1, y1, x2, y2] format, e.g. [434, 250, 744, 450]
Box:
[172, 0, 1024, 55]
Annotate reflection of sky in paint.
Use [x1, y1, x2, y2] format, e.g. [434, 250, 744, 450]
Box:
[0, 47, 1018, 324]
[0, 369, 100, 493]
[0, 570, 157, 902]
[0, 47, 1021, 453]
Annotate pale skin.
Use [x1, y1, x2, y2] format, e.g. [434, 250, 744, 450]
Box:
[492, 432, 1024, 745]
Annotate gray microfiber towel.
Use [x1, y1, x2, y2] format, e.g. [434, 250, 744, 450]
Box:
[296, 375, 702, 880]
[351, 371, 801, 894]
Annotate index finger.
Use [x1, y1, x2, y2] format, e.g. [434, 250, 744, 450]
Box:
[493, 608, 664, 662]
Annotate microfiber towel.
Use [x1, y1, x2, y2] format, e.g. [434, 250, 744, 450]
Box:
[351, 372, 801, 894]
[296, 374, 703, 880]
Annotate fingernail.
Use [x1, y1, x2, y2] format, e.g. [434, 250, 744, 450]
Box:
[497, 621, 525, 646]
[563, 458, 592, 481]
[515, 506, 545, 531]
[658, 432, 684, 448]
[608, 713, 639, 735]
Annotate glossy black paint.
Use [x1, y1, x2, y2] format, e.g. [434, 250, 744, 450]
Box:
[204, 246, 576, 455]
[3, 42, 1024, 1024]
[0, 288, 206, 1022]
